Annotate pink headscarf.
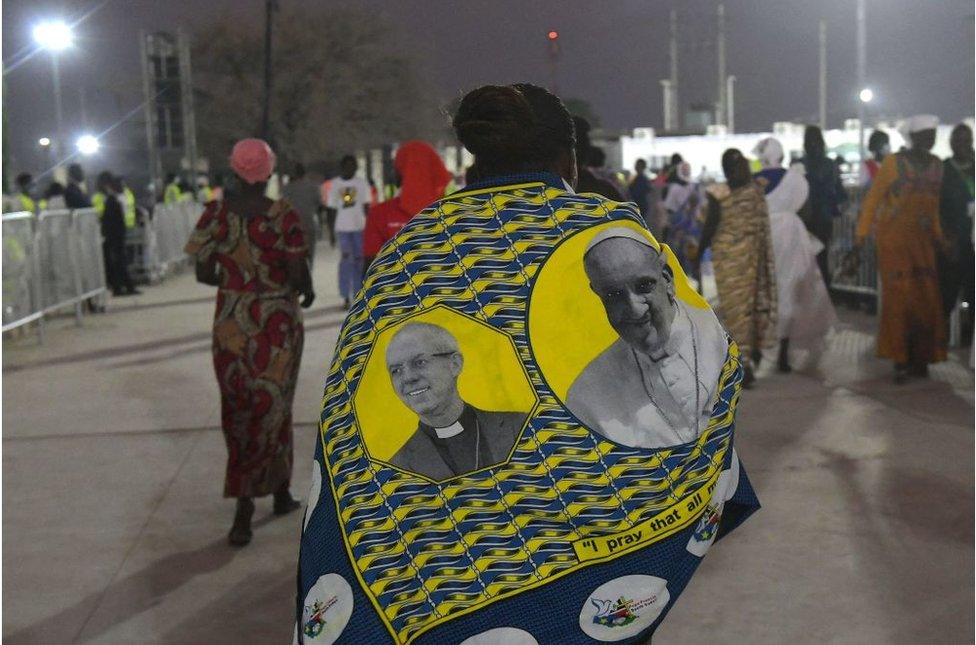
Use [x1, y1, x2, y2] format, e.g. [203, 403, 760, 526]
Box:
[230, 138, 276, 184]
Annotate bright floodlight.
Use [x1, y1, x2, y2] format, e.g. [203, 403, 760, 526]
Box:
[38, 137, 51, 147]
[76, 134, 99, 155]
[859, 88, 874, 103]
[32, 20, 74, 51]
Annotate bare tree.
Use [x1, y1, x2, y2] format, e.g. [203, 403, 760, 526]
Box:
[192, 7, 447, 168]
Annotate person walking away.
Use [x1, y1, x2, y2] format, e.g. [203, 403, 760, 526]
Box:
[629, 158, 655, 231]
[299, 83, 759, 643]
[753, 137, 835, 372]
[801, 125, 847, 286]
[573, 116, 624, 200]
[196, 175, 214, 203]
[938, 123, 975, 342]
[854, 115, 946, 383]
[14, 174, 36, 214]
[698, 148, 777, 387]
[861, 130, 891, 187]
[662, 162, 707, 283]
[362, 140, 451, 271]
[163, 173, 183, 205]
[184, 139, 314, 546]
[100, 175, 140, 297]
[65, 163, 91, 209]
[319, 176, 336, 247]
[40, 181, 67, 211]
[325, 155, 370, 308]
[282, 163, 322, 267]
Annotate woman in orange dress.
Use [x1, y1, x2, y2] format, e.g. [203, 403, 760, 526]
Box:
[855, 116, 945, 383]
[185, 139, 315, 545]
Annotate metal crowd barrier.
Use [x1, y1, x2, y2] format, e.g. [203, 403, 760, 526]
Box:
[123, 200, 203, 283]
[829, 186, 878, 298]
[2, 208, 107, 338]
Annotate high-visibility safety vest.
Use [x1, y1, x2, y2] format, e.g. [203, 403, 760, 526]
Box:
[163, 182, 182, 205]
[123, 188, 137, 229]
[198, 186, 214, 203]
[17, 193, 35, 214]
[92, 191, 107, 216]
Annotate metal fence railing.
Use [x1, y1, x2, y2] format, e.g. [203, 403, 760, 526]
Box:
[829, 186, 878, 298]
[2, 201, 203, 340]
[2, 208, 108, 338]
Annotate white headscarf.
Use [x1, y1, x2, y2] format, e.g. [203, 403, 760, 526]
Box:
[902, 114, 939, 137]
[753, 137, 784, 169]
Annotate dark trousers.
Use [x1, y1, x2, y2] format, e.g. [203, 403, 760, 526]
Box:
[103, 235, 133, 293]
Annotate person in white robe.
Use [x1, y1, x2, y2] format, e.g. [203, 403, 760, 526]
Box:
[753, 137, 837, 372]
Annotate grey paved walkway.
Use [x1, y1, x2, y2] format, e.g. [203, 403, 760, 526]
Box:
[3, 242, 973, 644]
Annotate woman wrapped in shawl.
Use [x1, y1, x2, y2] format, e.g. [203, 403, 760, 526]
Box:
[296, 85, 759, 644]
[698, 148, 777, 387]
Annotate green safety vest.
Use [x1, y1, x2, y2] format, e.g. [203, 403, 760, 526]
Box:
[123, 188, 137, 228]
[92, 191, 107, 216]
[164, 183, 182, 205]
[17, 193, 35, 214]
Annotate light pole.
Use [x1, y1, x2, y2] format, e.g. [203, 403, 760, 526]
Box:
[32, 20, 73, 166]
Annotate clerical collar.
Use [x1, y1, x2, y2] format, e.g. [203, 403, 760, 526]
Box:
[433, 421, 463, 439]
[420, 404, 476, 440]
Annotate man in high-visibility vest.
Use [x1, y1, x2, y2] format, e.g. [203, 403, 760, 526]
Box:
[14, 173, 36, 214]
[196, 175, 214, 203]
[92, 172, 109, 217]
[163, 173, 182, 205]
[119, 177, 138, 229]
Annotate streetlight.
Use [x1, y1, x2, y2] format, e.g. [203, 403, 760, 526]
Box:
[858, 88, 874, 103]
[76, 134, 100, 156]
[38, 137, 51, 147]
[32, 19, 74, 166]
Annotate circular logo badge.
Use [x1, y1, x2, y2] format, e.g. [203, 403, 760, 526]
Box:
[301, 573, 353, 643]
[459, 627, 539, 645]
[579, 574, 670, 641]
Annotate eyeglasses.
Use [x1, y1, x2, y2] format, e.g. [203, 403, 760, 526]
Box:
[388, 352, 456, 377]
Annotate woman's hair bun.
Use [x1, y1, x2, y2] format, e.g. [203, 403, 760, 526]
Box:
[453, 85, 535, 160]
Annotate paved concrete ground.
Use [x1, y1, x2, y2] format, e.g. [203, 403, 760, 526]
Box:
[3, 242, 973, 644]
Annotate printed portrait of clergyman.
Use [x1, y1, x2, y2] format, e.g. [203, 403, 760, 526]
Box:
[385, 322, 528, 480]
[566, 227, 729, 449]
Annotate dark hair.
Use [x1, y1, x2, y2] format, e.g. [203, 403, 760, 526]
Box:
[45, 181, 65, 197]
[165, 172, 176, 183]
[96, 171, 114, 191]
[670, 153, 683, 165]
[635, 158, 647, 169]
[804, 125, 826, 158]
[340, 155, 356, 166]
[16, 173, 32, 188]
[68, 163, 84, 182]
[453, 83, 575, 179]
[588, 145, 606, 167]
[867, 130, 889, 153]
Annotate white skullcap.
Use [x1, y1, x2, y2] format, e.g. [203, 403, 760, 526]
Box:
[905, 114, 939, 134]
[753, 137, 784, 169]
[585, 226, 658, 257]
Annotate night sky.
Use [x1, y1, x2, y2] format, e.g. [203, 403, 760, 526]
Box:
[3, 0, 974, 172]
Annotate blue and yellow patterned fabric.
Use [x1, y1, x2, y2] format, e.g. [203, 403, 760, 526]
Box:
[297, 173, 759, 645]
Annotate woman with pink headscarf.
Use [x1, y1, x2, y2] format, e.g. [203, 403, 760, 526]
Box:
[185, 138, 315, 546]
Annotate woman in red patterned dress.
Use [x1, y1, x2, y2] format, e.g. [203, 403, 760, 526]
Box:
[185, 139, 315, 546]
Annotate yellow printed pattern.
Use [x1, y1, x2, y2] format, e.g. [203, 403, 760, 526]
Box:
[318, 183, 743, 643]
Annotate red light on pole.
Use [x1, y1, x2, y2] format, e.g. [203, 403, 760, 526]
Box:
[547, 30, 559, 40]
